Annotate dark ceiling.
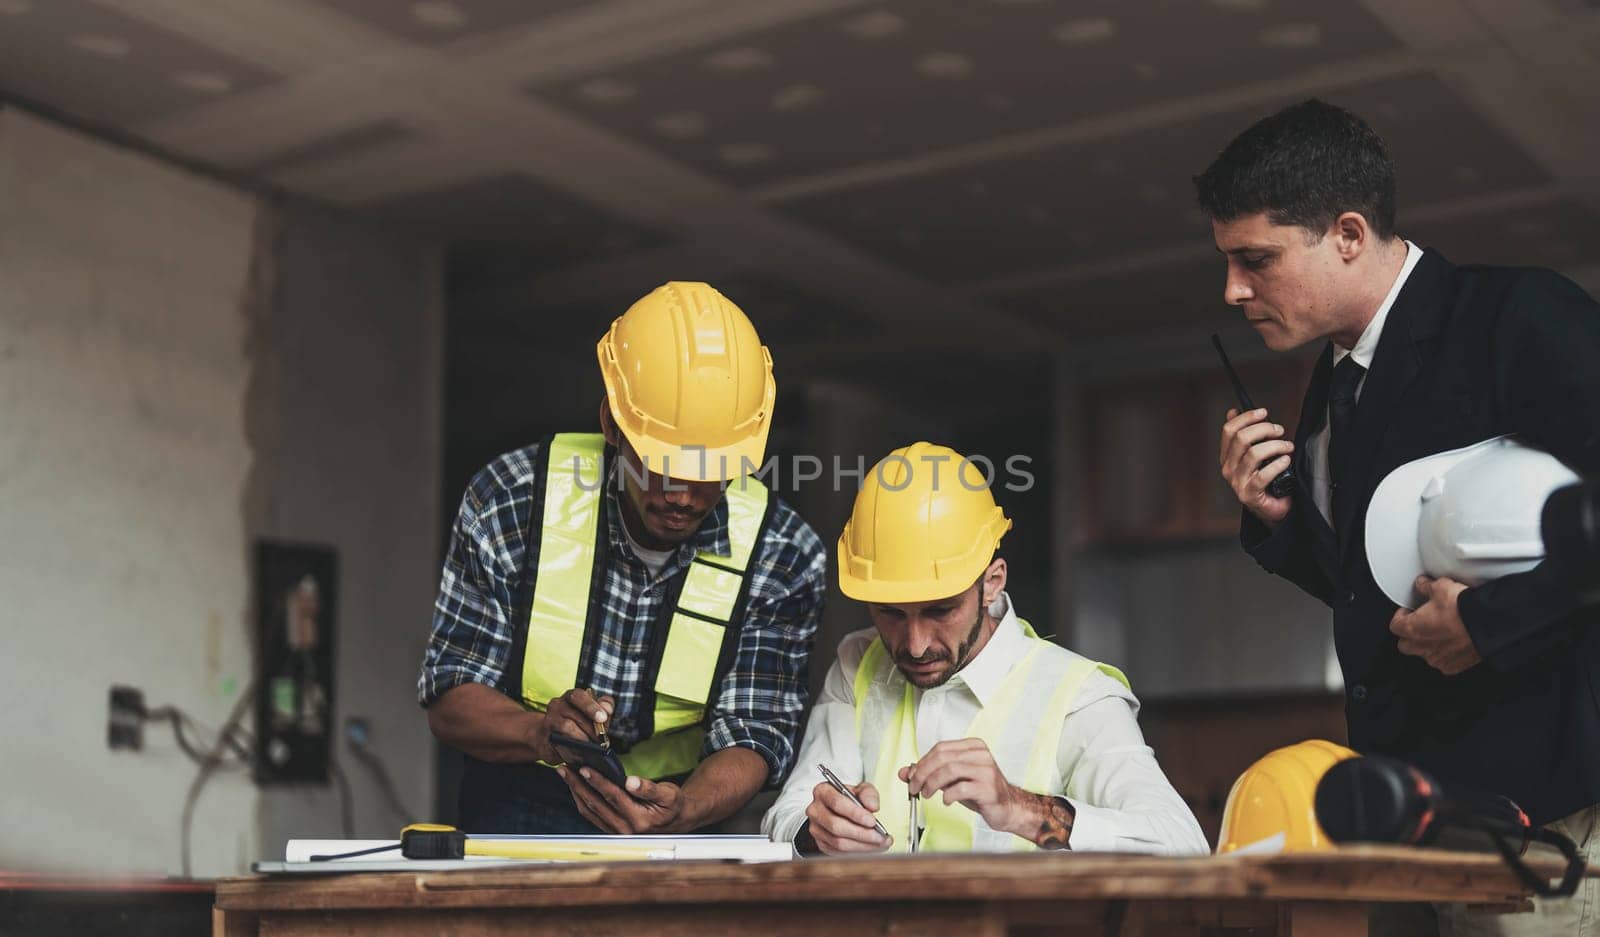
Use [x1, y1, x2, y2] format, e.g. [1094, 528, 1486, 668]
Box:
[2, 0, 1596, 353]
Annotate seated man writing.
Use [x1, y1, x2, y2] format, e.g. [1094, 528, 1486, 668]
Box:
[763, 443, 1207, 855]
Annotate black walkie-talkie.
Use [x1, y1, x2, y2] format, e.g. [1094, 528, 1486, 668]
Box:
[1212, 333, 1295, 499]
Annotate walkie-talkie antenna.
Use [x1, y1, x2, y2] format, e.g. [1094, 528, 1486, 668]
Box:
[1212, 333, 1256, 410]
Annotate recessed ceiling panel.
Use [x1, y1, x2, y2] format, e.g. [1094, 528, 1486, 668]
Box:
[0, 0, 280, 125]
[313, 0, 585, 45]
[531, 0, 1401, 186]
[779, 73, 1550, 283]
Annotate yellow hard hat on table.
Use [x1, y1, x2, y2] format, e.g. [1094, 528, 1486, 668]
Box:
[838, 442, 1012, 603]
[1217, 739, 1359, 854]
[596, 281, 775, 482]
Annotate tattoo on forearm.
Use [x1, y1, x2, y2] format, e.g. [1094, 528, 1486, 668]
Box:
[1034, 794, 1074, 850]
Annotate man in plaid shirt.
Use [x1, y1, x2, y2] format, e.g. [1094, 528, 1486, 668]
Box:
[420, 282, 826, 835]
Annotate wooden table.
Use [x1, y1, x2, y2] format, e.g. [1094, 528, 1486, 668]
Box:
[213, 845, 1575, 936]
[0, 874, 213, 937]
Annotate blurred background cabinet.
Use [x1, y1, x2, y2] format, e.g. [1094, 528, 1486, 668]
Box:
[1080, 353, 1317, 546]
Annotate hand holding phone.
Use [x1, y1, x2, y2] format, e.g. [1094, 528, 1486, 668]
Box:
[549, 731, 629, 788]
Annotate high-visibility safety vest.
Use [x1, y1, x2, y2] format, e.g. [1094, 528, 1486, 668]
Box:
[853, 621, 1129, 852]
[509, 433, 772, 780]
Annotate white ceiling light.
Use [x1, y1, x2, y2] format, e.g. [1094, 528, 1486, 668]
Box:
[0, 0, 33, 15]
[772, 83, 825, 112]
[1259, 22, 1322, 48]
[577, 78, 637, 104]
[703, 47, 776, 72]
[917, 52, 974, 80]
[652, 111, 707, 139]
[172, 71, 234, 95]
[718, 142, 774, 166]
[841, 10, 906, 40]
[411, 1, 467, 29]
[69, 33, 132, 58]
[1053, 17, 1117, 46]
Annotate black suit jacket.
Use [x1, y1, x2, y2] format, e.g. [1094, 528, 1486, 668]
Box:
[1242, 249, 1600, 825]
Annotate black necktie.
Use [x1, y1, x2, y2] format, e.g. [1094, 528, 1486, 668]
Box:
[1327, 356, 1367, 520]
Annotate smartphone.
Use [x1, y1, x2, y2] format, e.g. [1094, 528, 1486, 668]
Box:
[549, 732, 629, 788]
[1212, 333, 1295, 499]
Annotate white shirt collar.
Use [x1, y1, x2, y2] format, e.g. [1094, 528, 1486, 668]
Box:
[1335, 239, 1422, 369]
[945, 592, 1026, 707]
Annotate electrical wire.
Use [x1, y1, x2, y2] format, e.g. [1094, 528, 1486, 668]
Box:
[160, 692, 361, 873]
[146, 706, 252, 767]
[178, 682, 256, 878]
[329, 756, 355, 838]
[345, 740, 417, 826]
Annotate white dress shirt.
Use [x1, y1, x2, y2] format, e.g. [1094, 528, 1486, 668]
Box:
[761, 594, 1209, 855]
[1305, 239, 1423, 522]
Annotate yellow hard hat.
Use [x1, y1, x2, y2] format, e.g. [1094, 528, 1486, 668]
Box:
[1216, 739, 1359, 854]
[596, 282, 776, 482]
[838, 442, 1012, 603]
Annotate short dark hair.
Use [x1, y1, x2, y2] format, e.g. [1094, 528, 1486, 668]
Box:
[1193, 99, 1397, 240]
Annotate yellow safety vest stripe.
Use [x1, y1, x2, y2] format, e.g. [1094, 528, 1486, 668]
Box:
[521, 434, 769, 780]
[520, 433, 605, 708]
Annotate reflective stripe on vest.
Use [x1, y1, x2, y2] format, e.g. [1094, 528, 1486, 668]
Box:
[519, 433, 770, 779]
[852, 620, 1130, 853]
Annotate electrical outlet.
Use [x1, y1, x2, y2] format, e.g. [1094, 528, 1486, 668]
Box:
[109, 685, 145, 750]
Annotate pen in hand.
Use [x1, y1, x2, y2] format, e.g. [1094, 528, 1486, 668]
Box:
[908, 762, 920, 854]
[818, 763, 890, 841]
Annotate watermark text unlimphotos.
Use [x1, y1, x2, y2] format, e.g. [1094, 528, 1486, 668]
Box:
[573, 448, 1035, 494]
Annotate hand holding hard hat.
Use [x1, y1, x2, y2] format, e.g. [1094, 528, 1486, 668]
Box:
[1366, 436, 1579, 609]
[1389, 577, 1478, 675]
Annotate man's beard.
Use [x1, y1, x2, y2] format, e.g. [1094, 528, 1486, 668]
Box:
[896, 593, 985, 688]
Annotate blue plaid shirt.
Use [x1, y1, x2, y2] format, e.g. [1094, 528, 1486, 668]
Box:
[419, 441, 827, 784]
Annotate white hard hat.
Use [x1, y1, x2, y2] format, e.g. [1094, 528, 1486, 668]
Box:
[1366, 436, 1578, 609]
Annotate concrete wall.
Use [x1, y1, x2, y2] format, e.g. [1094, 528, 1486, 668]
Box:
[248, 201, 444, 861]
[0, 107, 442, 876]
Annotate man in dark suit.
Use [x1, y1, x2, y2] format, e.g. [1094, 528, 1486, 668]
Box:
[1200, 99, 1600, 935]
